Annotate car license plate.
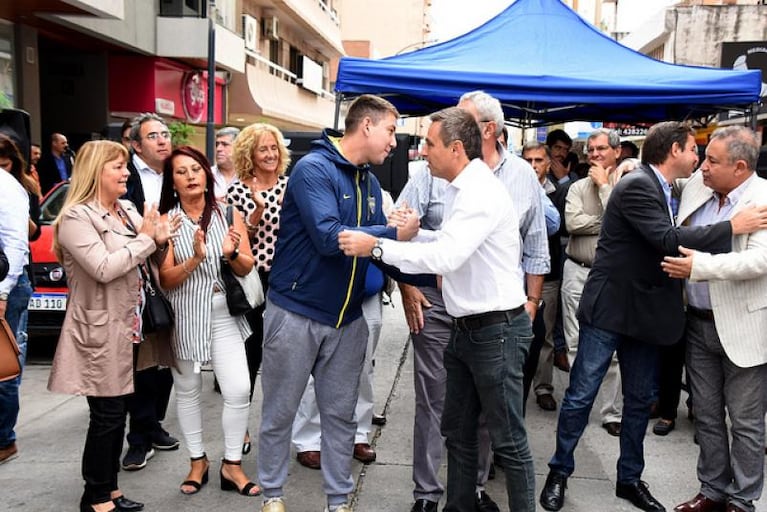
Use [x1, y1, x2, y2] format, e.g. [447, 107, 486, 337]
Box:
[28, 293, 68, 311]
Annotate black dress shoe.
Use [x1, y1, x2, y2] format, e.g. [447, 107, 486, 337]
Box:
[410, 498, 438, 512]
[652, 419, 675, 436]
[602, 422, 622, 437]
[537, 393, 557, 411]
[616, 481, 666, 511]
[372, 413, 387, 426]
[540, 471, 567, 511]
[476, 490, 500, 512]
[112, 496, 144, 512]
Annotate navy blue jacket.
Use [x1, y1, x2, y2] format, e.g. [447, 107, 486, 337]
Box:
[268, 130, 398, 328]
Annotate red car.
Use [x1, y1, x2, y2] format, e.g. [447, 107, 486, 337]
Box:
[28, 182, 69, 336]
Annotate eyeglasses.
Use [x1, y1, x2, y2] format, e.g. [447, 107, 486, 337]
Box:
[144, 131, 171, 141]
[585, 145, 611, 154]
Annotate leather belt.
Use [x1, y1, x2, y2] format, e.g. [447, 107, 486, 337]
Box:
[687, 305, 714, 322]
[454, 305, 525, 331]
[566, 254, 591, 268]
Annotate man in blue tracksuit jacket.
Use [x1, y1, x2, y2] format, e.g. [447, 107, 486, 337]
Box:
[257, 95, 420, 512]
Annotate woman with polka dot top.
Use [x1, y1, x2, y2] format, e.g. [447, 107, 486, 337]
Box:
[227, 123, 291, 425]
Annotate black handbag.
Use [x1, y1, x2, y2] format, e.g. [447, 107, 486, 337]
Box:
[139, 263, 174, 334]
[221, 257, 252, 316]
[221, 205, 253, 316]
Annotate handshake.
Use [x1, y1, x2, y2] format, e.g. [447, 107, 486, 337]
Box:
[338, 203, 420, 258]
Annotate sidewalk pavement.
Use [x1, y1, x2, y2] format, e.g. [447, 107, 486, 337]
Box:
[3, 292, 766, 511]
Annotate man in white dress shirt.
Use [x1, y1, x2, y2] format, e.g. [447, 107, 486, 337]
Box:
[662, 126, 767, 512]
[339, 107, 536, 512]
[212, 126, 240, 200]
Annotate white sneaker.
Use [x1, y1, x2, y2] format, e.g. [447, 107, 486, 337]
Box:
[262, 497, 286, 512]
[324, 504, 352, 512]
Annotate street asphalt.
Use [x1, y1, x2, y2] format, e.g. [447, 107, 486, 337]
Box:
[3, 290, 766, 511]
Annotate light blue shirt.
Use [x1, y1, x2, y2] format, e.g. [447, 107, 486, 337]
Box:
[686, 174, 755, 309]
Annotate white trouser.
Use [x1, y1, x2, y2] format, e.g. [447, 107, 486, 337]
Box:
[172, 294, 251, 461]
[292, 293, 383, 450]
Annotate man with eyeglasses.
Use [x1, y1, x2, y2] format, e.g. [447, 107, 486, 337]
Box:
[121, 112, 179, 472]
[559, 128, 624, 439]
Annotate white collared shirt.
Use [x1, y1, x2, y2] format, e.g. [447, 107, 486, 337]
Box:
[0, 170, 30, 294]
[381, 159, 525, 317]
[132, 154, 163, 207]
[212, 164, 238, 201]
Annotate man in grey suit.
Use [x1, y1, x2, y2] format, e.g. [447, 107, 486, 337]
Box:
[662, 126, 767, 512]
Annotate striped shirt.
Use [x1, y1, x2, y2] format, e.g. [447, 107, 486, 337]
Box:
[166, 204, 251, 363]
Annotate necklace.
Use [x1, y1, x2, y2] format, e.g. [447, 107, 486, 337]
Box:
[181, 207, 204, 224]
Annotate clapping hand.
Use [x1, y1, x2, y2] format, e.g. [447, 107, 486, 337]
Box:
[139, 203, 160, 239]
[155, 213, 180, 247]
[222, 225, 242, 259]
[192, 228, 207, 262]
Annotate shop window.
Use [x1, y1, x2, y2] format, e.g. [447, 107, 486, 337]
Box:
[0, 22, 15, 109]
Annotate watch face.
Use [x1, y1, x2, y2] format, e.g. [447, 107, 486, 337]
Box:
[371, 246, 383, 260]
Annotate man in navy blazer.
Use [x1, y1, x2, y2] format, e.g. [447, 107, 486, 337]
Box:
[540, 121, 767, 512]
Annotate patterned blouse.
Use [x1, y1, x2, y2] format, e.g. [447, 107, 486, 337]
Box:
[227, 175, 288, 273]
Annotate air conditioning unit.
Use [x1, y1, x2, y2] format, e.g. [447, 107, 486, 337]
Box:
[242, 14, 258, 51]
[263, 17, 279, 41]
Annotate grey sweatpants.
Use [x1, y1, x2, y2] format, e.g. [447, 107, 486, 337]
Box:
[257, 299, 368, 506]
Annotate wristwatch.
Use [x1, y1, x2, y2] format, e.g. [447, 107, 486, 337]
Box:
[0, 293, 8, 301]
[527, 296, 544, 309]
[370, 238, 384, 261]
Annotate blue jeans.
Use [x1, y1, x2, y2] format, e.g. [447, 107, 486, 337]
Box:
[549, 321, 658, 483]
[0, 271, 33, 447]
[441, 310, 535, 512]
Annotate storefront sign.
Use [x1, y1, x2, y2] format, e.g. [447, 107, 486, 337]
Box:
[181, 72, 206, 123]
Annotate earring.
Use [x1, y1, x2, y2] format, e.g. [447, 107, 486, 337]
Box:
[173, 189, 177, 198]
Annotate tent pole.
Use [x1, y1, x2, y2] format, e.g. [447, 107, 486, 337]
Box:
[333, 93, 342, 131]
[750, 102, 758, 131]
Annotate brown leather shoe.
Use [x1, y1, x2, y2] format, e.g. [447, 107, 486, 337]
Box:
[674, 493, 726, 512]
[602, 422, 621, 437]
[0, 442, 18, 465]
[296, 450, 321, 469]
[353, 443, 376, 463]
[553, 351, 570, 372]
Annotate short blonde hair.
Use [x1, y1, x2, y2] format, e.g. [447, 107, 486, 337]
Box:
[53, 140, 128, 260]
[232, 123, 291, 181]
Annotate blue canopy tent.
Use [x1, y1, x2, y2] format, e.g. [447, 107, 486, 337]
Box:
[334, 0, 762, 126]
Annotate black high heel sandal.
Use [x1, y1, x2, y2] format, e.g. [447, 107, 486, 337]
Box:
[220, 458, 261, 496]
[242, 429, 251, 455]
[180, 453, 209, 495]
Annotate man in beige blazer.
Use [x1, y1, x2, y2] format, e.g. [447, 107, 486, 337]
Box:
[663, 126, 767, 512]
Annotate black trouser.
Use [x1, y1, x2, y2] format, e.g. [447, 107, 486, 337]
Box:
[656, 336, 687, 420]
[243, 270, 269, 399]
[126, 347, 173, 448]
[522, 303, 546, 415]
[82, 395, 128, 505]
